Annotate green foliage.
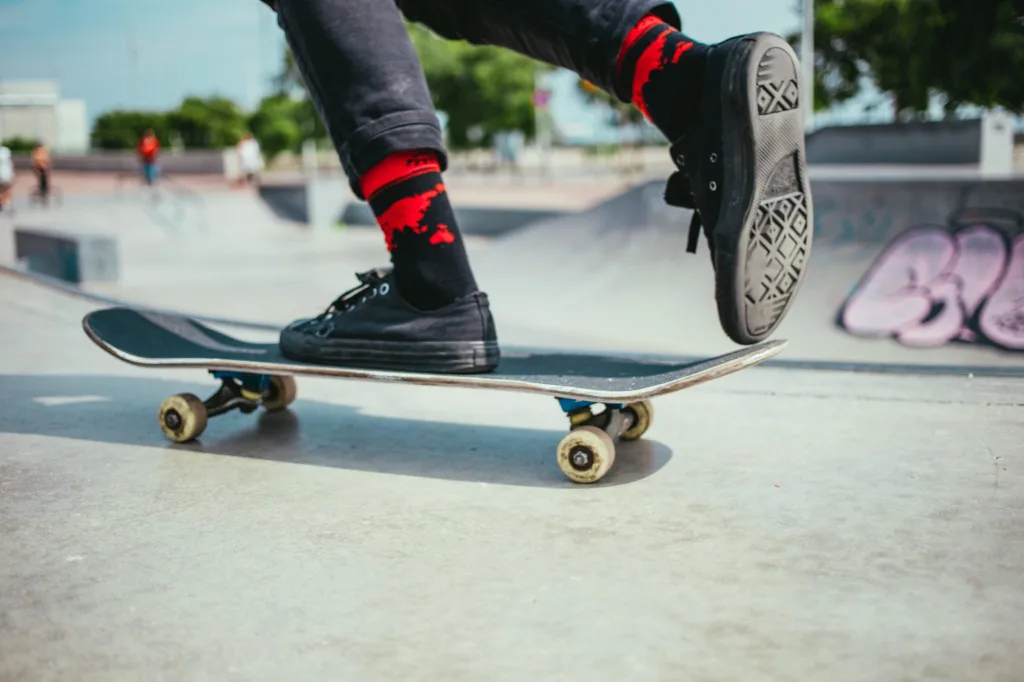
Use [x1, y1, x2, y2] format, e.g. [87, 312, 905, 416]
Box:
[1, 136, 39, 153]
[91, 111, 170, 150]
[166, 97, 249, 149]
[408, 23, 545, 149]
[929, 0, 1023, 114]
[91, 97, 248, 151]
[789, 0, 1024, 117]
[247, 94, 303, 160]
[273, 48, 306, 95]
[89, 18, 551, 157]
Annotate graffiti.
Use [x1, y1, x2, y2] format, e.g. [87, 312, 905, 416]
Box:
[837, 209, 1024, 351]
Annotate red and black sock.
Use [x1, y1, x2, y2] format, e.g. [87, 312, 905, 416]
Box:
[615, 14, 708, 141]
[360, 150, 478, 311]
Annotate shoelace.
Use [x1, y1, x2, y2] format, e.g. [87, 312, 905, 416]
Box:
[314, 269, 390, 321]
[664, 165, 704, 255]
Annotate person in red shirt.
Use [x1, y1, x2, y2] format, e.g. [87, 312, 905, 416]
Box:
[137, 129, 160, 186]
[261, 0, 812, 374]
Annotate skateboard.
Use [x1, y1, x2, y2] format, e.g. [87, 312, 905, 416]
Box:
[82, 306, 787, 484]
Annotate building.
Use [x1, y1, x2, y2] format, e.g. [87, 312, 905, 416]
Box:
[0, 80, 89, 152]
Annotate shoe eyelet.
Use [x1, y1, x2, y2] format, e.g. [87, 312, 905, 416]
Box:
[709, 181, 718, 191]
[710, 153, 718, 162]
[380, 283, 390, 296]
[370, 288, 378, 297]
[675, 154, 686, 166]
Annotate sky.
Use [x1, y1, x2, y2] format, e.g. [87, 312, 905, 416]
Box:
[0, 0, 811, 136]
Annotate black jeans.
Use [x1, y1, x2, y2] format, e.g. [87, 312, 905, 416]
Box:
[271, 0, 679, 198]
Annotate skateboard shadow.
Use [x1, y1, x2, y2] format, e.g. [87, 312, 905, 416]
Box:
[0, 373, 672, 488]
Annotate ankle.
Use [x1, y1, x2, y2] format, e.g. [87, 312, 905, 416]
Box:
[615, 14, 708, 140]
[360, 149, 441, 200]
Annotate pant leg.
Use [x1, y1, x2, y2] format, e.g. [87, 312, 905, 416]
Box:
[397, 0, 679, 102]
[274, 0, 447, 199]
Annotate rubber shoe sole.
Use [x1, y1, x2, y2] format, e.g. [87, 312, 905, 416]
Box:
[716, 33, 813, 344]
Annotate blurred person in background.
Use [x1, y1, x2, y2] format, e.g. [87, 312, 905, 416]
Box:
[236, 131, 264, 187]
[261, 0, 812, 374]
[30, 141, 51, 205]
[0, 145, 13, 213]
[137, 129, 161, 186]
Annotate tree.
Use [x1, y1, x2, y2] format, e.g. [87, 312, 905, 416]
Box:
[91, 97, 249, 151]
[1, 136, 40, 153]
[789, 0, 1024, 118]
[166, 96, 249, 149]
[247, 94, 303, 161]
[91, 111, 170, 150]
[273, 23, 547, 150]
[929, 0, 1024, 114]
[408, 23, 545, 149]
[273, 47, 307, 96]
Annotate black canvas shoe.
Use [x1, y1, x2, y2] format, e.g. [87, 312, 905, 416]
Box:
[279, 268, 500, 374]
[665, 32, 813, 345]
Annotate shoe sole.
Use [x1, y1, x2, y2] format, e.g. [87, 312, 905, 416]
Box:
[716, 33, 813, 344]
[279, 329, 501, 374]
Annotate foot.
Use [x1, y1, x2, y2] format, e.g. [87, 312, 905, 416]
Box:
[665, 33, 813, 344]
[279, 268, 500, 374]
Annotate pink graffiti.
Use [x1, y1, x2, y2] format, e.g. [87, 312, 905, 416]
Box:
[979, 235, 1024, 349]
[839, 224, 1024, 350]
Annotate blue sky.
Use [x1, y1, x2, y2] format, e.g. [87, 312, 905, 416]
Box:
[0, 0, 804, 134]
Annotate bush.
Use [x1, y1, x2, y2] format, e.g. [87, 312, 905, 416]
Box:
[91, 111, 169, 150]
[167, 96, 248, 149]
[248, 95, 302, 161]
[1, 136, 38, 153]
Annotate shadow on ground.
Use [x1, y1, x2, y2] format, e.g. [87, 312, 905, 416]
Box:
[0, 374, 672, 488]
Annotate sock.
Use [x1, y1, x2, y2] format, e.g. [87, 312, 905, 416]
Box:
[360, 150, 478, 311]
[615, 14, 709, 141]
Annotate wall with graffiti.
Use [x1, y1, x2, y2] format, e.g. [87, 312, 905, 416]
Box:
[836, 208, 1024, 351]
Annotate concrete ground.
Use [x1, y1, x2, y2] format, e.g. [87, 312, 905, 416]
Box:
[1, 179, 1023, 681]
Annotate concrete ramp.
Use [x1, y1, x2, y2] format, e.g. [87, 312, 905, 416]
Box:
[477, 173, 1024, 372]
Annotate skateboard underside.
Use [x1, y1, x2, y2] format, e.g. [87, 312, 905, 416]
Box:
[82, 307, 787, 483]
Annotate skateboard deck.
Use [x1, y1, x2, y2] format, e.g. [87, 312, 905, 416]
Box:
[83, 306, 787, 483]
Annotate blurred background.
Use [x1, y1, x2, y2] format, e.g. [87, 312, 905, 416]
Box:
[1, 0, 1022, 370]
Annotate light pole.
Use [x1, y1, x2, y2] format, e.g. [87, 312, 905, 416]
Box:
[801, 0, 814, 130]
[127, 36, 139, 106]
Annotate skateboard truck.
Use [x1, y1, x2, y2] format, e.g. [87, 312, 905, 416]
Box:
[554, 398, 654, 483]
[157, 371, 298, 443]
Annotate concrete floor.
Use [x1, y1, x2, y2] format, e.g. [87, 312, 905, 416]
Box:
[3, 180, 1024, 680]
[1, 272, 1023, 681]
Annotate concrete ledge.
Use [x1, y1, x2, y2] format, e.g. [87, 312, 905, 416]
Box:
[340, 202, 566, 237]
[257, 183, 310, 224]
[14, 226, 119, 284]
[257, 174, 568, 235]
[13, 150, 228, 175]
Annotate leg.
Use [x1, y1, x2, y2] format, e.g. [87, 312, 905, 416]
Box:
[396, 0, 678, 103]
[274, 0, 446, 196]
[272, 0, 498, 373]
[402, 0, 813, 345]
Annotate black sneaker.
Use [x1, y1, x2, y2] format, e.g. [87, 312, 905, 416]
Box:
[279, 268, 500, 374]
[665, 32, 813, 345]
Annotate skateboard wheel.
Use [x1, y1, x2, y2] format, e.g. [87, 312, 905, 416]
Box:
[158, 393, 208, 443]
[621, 400, 654, 441]
[262, 375, 297, 412]
[556, 425, 615, 484]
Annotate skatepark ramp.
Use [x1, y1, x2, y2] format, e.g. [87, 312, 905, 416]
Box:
[477, 169, 1024, 373]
